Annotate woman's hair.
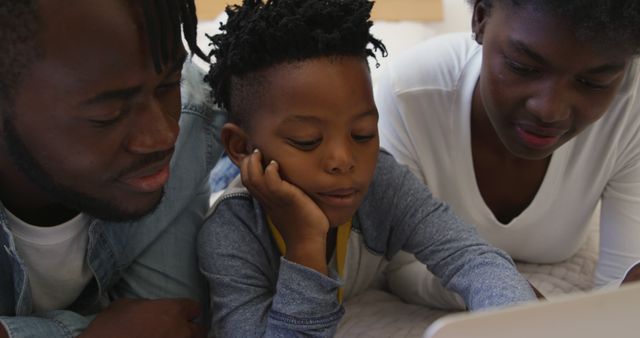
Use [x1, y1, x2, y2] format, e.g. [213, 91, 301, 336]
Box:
[467, 0, 640, 55]
[0, 0, 205, 114]
[206, 0, 387, 127]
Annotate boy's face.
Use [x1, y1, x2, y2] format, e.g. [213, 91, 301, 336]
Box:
[246, 57, 379, 227]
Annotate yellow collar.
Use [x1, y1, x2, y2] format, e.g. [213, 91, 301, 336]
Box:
[267, 218, 352, 303]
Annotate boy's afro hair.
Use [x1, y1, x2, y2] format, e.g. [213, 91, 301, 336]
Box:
[205, 0, 387, 112]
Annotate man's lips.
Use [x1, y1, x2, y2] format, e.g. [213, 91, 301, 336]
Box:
[118, 160, 171, 193]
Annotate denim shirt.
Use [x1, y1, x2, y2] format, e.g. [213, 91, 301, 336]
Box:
[0, 60, 226, 338]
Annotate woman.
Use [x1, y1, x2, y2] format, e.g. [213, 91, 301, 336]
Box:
[375, 0, 640, 306]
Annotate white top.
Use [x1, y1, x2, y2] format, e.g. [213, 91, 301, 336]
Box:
[375, 33, 640, 287]
[6, 210, 92, 312]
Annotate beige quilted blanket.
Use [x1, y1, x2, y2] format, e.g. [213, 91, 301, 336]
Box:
[336, 225, 599, 337]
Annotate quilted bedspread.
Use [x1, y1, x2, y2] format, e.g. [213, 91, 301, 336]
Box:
[336, 224, 599, 337]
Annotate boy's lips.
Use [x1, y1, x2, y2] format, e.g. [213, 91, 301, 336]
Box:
[119, 161, 171, 193]
[316, 188, 359, 207]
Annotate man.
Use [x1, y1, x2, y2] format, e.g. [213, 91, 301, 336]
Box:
[0, 0, 224, 337]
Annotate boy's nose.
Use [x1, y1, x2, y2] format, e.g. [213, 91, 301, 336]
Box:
[325, 142, 355, 174]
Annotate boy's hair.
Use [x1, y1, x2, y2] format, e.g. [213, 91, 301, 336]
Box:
[468, 0, 640, 55]
[0, 0, 206, 115]
[206, 0, 387, 128]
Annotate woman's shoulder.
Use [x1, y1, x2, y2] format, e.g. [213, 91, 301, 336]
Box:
[582, 61, 640, 145]
[383, 32, 481, 92]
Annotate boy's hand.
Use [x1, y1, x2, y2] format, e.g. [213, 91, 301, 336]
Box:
[79, 298, 204, 338]
[241, 149, 330, 274]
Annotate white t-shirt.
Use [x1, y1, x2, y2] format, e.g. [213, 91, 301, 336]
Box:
[375, 33, 640, 287]
[6, 209, 92, 312]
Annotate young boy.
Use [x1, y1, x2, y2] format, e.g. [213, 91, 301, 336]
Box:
[198, 0, 537, 336]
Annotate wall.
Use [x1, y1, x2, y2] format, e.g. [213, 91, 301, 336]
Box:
[191, 0, 473, 73]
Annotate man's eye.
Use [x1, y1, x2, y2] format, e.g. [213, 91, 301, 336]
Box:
[505, 58, 538, 76]
[287, 138, 321, 151]
[89, 116, 123, 127]
[157, 79, 182, 92]
[89, 104, 132, 127]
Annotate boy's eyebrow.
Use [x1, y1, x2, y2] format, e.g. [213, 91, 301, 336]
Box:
[282, 115, 323, 124]
[282, 109, 378, 124]
[357, 109, 379, 118]
[82, 52, 187, 106]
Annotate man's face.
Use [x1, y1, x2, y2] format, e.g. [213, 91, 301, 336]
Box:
[3, 0, 185, 222]
[245, 57, 380, 227]
[473, 3, 633, 160]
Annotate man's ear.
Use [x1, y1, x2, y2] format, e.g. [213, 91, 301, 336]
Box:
[471, 0, 489, 45]
[221, 123, 252, 167]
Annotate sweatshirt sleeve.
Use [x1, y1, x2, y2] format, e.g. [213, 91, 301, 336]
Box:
[359, 152, 537, 311]
[198, 197, 344, 338]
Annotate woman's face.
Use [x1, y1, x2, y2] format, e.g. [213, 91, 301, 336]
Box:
[472, 2, 634, 160]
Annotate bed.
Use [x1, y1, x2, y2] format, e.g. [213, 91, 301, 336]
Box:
[336, 222, 599, 337]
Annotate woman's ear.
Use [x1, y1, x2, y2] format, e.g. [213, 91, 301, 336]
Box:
[221, 123, 252, 167]
[471, 0, 489, 45]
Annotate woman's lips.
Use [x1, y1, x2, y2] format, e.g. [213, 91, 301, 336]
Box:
[515, 125, 565, 149]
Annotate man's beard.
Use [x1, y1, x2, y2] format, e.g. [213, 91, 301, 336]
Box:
[2, 114, 163, 222]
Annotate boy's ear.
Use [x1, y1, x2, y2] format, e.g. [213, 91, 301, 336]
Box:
[221, 123, 252, 167]
[471, 0, 488, 45]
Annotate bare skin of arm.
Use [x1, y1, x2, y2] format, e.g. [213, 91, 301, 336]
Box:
[0, 325, 8, 338]
[622, 262, 640, 284]
[240, 150, 330, 275]
[78, 299, 204, 338]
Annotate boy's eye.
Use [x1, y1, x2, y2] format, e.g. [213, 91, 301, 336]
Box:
[504, 57, 539, 76]
[352, 133, 376, 143]
[287, 138, 321, 151]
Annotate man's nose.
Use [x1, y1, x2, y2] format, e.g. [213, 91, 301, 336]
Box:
[125, 98, 180, 154]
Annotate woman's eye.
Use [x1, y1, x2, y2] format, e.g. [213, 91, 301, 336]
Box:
[505, 58, 538, 76]
[287, 138, 321, 151]
[576, 77, 611, 91]
[352, 133, 376, 143]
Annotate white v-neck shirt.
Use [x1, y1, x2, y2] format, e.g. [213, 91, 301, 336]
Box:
[5, 209, 92, 312]
[376, 33, 640, 287]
